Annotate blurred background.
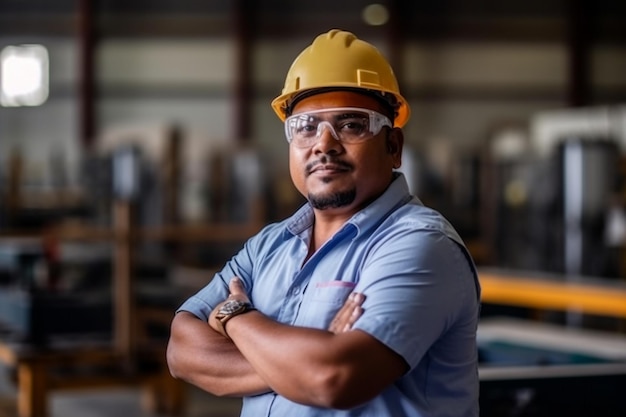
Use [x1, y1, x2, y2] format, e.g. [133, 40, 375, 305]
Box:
[1, 1, 626, 416]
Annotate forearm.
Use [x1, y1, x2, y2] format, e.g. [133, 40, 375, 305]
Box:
[166, 312, 270, 397]
[225, 311, 404, 409]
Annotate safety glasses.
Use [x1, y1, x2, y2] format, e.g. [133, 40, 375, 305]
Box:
[284, 107, 392, 148]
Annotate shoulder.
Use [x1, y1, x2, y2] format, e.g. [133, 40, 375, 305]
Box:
[370, 202, 478, 276]
[373, 201, 462, 246]
[244, 218, 295, 253]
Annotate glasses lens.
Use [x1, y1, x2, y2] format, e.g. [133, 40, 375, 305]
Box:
[285, 107, 391, 147]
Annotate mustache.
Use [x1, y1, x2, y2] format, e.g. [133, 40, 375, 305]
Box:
[305, 157, 353, 175]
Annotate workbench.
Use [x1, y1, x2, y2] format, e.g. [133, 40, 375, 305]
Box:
[0, 338, 184, 417]
[479, 267, 626, 319]
[0, 198, 263, 417]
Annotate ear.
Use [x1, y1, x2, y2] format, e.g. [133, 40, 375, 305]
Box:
[386, 127, 404, 169]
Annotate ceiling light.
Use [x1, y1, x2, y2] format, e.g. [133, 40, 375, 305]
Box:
[362, 3, 389, 26]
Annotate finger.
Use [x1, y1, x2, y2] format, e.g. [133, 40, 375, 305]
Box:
[351, 292, 365, 306]
[329, 292, 365, 334]
[329, 305, 350, 333]
[342, 293, 364, 328]
[228, 276, 245, 295]
[343, 305, 363, 332]
[331, 293, 356, 328]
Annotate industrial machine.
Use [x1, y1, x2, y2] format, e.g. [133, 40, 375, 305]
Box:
[478, 317, 626, 417]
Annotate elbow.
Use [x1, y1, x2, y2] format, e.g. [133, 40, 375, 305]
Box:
[166, 313, 194, 382]
[165, 339, 182, 380]
[166, 328, 192, 383]
[307, 368, 371, 410]
[166, 340, 219, 395]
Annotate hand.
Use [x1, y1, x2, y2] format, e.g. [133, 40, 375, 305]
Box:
[208, 277, 250, 334]
[328, 292, 365, 334]
[225, 276, 250, 303]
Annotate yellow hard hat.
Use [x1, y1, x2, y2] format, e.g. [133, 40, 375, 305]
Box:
[271, 29, 410, 127]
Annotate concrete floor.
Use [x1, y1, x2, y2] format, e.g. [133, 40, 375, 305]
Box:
[0, 365, 242, 417]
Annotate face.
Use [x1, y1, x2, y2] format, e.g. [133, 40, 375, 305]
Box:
[288, 90, 404, 215]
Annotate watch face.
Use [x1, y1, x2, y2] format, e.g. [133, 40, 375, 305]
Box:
[219, 300, 247, 315]
[214, 299, 254, 338]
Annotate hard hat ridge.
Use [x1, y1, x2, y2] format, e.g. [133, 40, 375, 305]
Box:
[316, 28, 357, 48]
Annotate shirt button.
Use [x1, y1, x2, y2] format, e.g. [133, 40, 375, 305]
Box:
[292, 286, 300, 295]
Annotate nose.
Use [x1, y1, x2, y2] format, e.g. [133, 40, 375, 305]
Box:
[316, 121, 340, 141]
[312, 122, 342, 154]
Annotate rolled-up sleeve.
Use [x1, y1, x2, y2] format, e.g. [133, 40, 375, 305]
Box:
[353, 225, 477, 369]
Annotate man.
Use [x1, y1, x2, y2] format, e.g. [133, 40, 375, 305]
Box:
[167, 29, 481, 417]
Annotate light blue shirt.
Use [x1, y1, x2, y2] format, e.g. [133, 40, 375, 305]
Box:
[178, 173, 481, 417]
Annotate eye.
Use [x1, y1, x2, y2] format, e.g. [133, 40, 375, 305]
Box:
[337, 118, 368, 135]
[295, 122, 317, 135]
[294, 117, 319, 136]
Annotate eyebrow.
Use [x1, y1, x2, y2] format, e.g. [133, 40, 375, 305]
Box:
[297, 112, 363, 121]
[323, 111, 369, 123]
[293, 109, 370, 122]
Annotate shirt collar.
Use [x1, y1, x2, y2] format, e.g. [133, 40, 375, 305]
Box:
[286, 172, 415, 237]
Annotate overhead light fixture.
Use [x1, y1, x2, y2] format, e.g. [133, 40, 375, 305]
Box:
[0, 44, 49, 107]
[362, 3, 389, 26]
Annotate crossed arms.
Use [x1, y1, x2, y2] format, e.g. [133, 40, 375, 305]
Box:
[166, 277, 408, 410]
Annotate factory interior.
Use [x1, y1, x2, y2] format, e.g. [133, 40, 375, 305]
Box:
[1, 1, 626, 416]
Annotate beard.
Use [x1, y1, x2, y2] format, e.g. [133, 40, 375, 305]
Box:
[308, 188, 356, 210]
[304, 155, 356, 209]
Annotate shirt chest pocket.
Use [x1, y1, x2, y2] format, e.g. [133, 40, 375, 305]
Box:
[297, 281, 356, 329]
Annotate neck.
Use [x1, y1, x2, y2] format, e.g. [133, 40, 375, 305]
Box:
[308, 210, 352, 256]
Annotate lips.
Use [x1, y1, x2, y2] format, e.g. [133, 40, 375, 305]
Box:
[305, 159, 352, 176]
[310, 164, 348, 174]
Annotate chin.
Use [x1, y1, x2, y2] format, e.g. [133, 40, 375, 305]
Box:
[308, 188, 356, 210]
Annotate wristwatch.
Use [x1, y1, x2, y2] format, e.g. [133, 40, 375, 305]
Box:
[214, 299, 255, 338]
